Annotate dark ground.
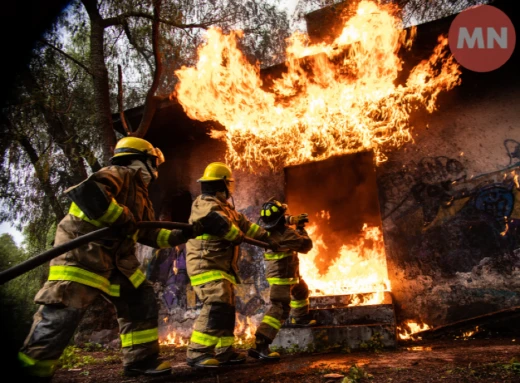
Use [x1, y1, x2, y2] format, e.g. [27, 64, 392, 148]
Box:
[50, 335, 520, 383]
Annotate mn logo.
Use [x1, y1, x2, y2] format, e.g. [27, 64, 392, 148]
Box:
[449, 5, 516, 72]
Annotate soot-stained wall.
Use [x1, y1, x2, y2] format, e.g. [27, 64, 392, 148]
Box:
[377, 73, 520, 327]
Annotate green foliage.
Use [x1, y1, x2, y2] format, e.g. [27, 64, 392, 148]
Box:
[0, 233, 46, 346]
[444, 358, 520, 379]
[58, 345, 121, 370]
[342, 364, 373, 383]
[359, 332, 385, 353]
[59, 346, 97, 369]
[503, 357, 520, 373]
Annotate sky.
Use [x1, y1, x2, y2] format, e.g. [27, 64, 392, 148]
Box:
[0, 221, 24, 247]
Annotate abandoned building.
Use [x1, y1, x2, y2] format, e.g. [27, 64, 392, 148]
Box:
[76, 0, 520, 351]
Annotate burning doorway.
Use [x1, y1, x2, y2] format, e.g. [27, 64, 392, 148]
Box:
[269, 152, 397, 351]
[284, 151, 390, 302]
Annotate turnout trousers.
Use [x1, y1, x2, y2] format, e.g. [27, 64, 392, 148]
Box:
[187, 279, 237, 360]
[256, 255, 310, 342]
[19, 272, 160, 377]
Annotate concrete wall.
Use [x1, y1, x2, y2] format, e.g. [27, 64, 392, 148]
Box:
[377, 67, 520, 326]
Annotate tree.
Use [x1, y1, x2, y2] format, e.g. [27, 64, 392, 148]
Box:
[0, 0, 291, 246]
[0, 233, 48, 345]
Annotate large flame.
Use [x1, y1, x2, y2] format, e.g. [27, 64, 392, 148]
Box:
[301, 223, 390, 298]
[174, 0, 461, 171]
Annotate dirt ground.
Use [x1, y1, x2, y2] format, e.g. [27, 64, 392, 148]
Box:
[49, 335, 520, 383]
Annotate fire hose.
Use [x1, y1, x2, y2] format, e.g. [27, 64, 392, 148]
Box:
[0, 221, 270, 285]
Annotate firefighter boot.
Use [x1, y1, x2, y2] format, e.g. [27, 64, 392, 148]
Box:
[248, 335, 280, 361]
[186, 354, 220, 369]
[287, 314, 317, 328]
[123, 356, 172, 376]
[216, 350, 247, 366]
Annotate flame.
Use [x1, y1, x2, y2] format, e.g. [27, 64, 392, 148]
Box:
[174, 0, 461, 171]
[234, 315, 257, 345]
[397, 320, 432, 340]
[300, 223, 390, 299]
[160, 315, 257, 347]
[456, 326, 480, 340]
[160, 330, 189, 347]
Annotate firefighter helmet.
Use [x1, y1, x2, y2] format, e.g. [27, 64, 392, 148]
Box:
[259, 198, 287, 229]
[198, 162, 235, 196]
[111, 137, 165, 166]
[198, 162, 234, 182]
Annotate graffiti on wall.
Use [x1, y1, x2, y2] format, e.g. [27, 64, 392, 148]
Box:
[378, 143, 520, 276]
[505, 139, 520, 165]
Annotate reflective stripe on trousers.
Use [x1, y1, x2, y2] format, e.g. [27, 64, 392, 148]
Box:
[190, 330, 234, 348]
[120, 328, 159, 347]
[189, 270, 237, 286]
[18, 352, 58, 378]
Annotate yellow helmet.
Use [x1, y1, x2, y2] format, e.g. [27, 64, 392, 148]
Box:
[111, 137, 165, 166]
[197, 162, 234, 182]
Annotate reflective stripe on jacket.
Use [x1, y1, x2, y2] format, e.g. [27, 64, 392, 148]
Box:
[264, 225, 313, 283]
[37, 166, 186, 299]
[186, 194, 269, 285]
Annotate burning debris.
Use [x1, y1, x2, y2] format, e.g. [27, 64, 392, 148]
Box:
[397, 320, 432, 340]
[173, 0, 461, 171]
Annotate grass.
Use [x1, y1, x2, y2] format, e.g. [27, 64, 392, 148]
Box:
[58, 344, 120, 370]
[443, 358, 520, 380]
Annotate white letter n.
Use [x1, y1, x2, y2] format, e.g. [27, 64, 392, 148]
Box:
[457, 27, 484, 49]
[487, 27, 508, 48]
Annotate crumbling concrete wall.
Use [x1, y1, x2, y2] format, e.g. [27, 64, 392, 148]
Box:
[377, 69, 520, 327]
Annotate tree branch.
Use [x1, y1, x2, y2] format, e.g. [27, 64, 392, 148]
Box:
[103, 11, 231, 30]
[121, 18, 154, 72]
[132, 0, 165, 138]
[117, 65, 131, 135]
[39, 39, 92, 76]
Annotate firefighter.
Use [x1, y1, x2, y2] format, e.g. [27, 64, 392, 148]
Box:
[18, 137, 195, 380]
[185, 162, 280, 368]
[248, 198, 316, 361]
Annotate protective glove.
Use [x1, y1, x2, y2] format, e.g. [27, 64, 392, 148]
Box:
[265, 235, 281, 251]
[180, 226, 194, 239]
[191, 220, 204, 238]
[111, 206, 137, 237]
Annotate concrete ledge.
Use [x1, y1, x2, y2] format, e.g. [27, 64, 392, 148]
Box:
[310, 304, 396, 326]
[271, 324, 397, 352]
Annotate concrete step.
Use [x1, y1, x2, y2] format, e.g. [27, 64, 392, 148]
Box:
[309, 303, 396, 326]
[271, 323, 397, 352]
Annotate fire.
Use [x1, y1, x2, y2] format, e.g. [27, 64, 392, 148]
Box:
[397, 320, 432, 340]
[160, 330, 188, 347]
[456, 326, 480, 340]
[234, 315, 257, 345]
[174, 0, 461, 171]
[300, 223, 390, 299]
[160, 315, 256, 347]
